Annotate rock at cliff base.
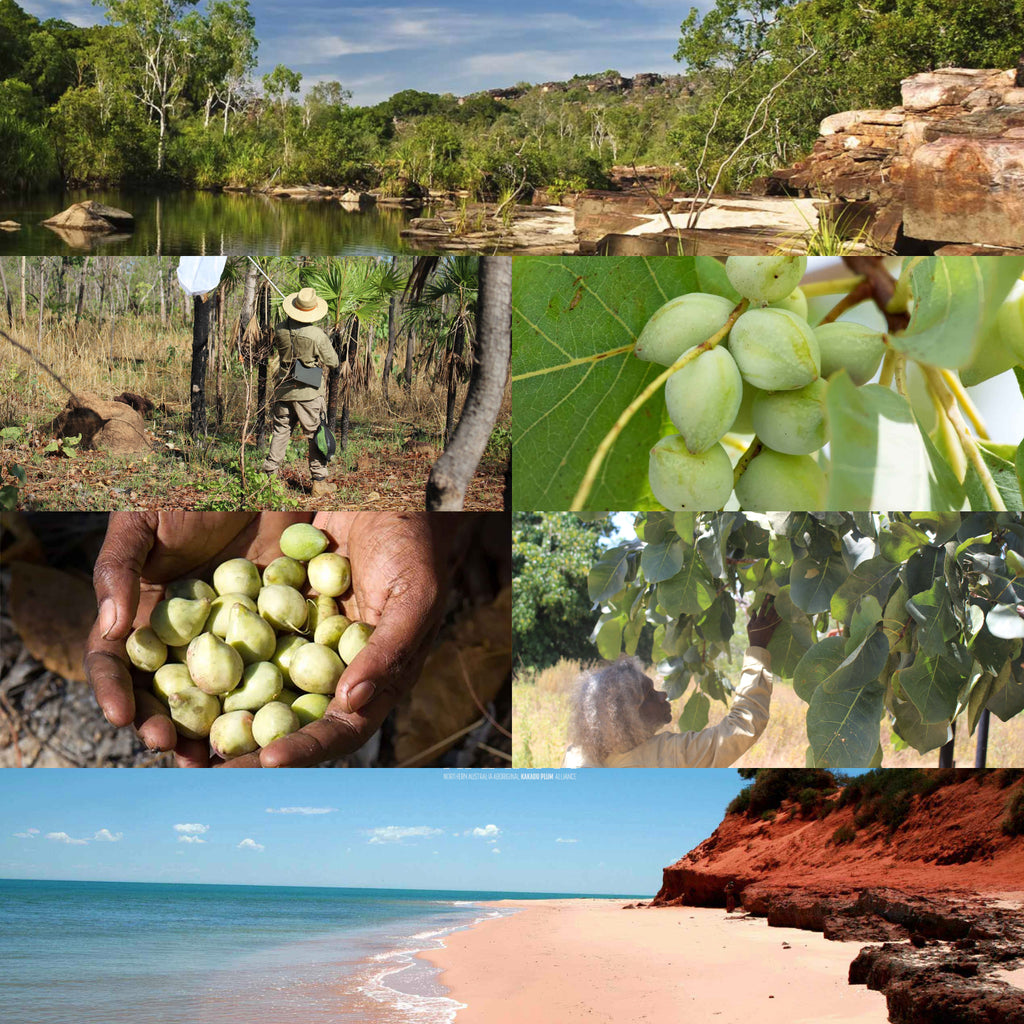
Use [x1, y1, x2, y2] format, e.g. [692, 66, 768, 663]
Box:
[41, 201, 134, 233]
[46, 392, 150, 454]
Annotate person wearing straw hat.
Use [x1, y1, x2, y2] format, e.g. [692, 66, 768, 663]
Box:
[261, 286, 339, 498]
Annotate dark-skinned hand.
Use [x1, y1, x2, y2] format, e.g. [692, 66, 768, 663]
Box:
[85, 511, 451, 767]
[746, 594, 782, 650]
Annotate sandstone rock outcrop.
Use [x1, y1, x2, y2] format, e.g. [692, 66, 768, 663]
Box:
[771, 68, 1024, 250]
[41, 201, 134, 233]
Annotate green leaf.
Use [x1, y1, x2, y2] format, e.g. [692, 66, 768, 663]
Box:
[768, 619, 814, 680]
[986, 603, 1024, 640]
[1016, 440, 1024, 497]
[678, 690, 711, 732]
[894, 256, 1024, 368]
[879, 521, 930, 563]
[825, 376, 960, 510]
[964, 442, 1024, 512]
[658, 553, 717, 616]
[0, 426, 23, 440]
[641, 538, 685, 583]
[793, 635, 848, 703]
[986, 662, 1024, 721]
[893, 651, 969, 724]
[511, 256, 699, 509]
[593, 615, 624, 659]
[588, 545, 631, 603]
[790, 554, 847, 614]
[807, 681, 885, 771]
[848, 596, 883, 649]
[889, 695, 953, 754]
[673, 512, 696, 544]
[905, 579, 960, 657]
[695, 255, 741, 302]
[830, 556, 899, 626]
[967, 672, 996, 735]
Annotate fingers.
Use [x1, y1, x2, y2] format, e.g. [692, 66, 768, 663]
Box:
[256, 707, 372, 768]
[83, 647, 136, 729]
[92, 513, 158, 642]
[174, 738, 214, 768]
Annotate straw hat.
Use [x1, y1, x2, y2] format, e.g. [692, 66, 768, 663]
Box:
[283, 287, 328, 323]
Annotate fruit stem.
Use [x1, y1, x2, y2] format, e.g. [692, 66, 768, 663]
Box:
[928, 384, 968, 482]
[924, 367, 1006, 510]
[940, 368, 990, 440]
[512, 343, 636, 382]
[570, 300, 750, 510]
[799, 276, 866, 299]
[818, 279, 874, 325]
[893, 354, 909, 399]
[878, 349, 896, 388]
[733, 436, 763, 488]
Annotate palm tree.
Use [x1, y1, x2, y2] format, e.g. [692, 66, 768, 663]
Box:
[403, 254, 478, 444]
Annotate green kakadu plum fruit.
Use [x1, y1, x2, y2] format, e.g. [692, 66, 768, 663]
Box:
[769, 287, 808, 319]
[133, 688, 170, 723]
[751, 379, 828, 456]
[149, 596, 212, 647]
[729, 383, 759, 435]
[186, 632, 244, 695]
[725, 255, 808, 304]
[152, 664, 195, 704]
[1003, 293, 1024, 362]
[167, 644, 188, 664]
[165, 578, 217, 602]
[210, 710, 258, 759]
[276, 688, 302, 707]
[271, 635, 309, 683]
[338, 622, 375, 666]
[292, 692, 331, 725]
[648, 435, 734, 511]
[289, 642, 344, 695]
[633, 292, 736, 366]
[960, 295, 1024, 386]
[205, 593, 258, 638]
[314, 614, 353, 648]
[279, 523, 329, 562]
[223, 661, 283, 713]
[814, 322, 886, 386]
[262, 556, 307, 589]
[126, 627, 167, 673]
[251, 701, 301, 748]
[664, 346, 743, 454]
[734, 449, 828, 511]
[213, 558, 262, 599]
[226, 602, 277, 664]
[729, 308, 821, 391]
[258, 584, 308, 633]
[307, 552, 352, 597]
[167, 686, 220, 740]
[306, 595, 340, 634]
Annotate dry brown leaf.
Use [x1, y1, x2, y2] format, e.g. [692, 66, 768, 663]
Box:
[394, 586, 511, 765]
[10, 562, 96, 683]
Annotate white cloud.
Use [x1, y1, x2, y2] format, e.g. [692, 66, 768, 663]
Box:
[46, 832, 88, 846]
[367, 826, 443, 844]
[555, 838, 578, 844]
[469, 824, 501, 838]
[13, 828, 39, 839]
[265, 807, 338, 815]
[93, 829, 123, 842]
[238, 838, 265, 852]
[173, 823, 209, 835]
[491, 848, 501, 854]
[178, 836, 205, 844]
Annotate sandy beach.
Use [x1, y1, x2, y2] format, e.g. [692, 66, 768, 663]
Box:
[422, 898, 890, 1024]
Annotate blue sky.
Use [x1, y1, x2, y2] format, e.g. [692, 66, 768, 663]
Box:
[21, 0, 703, 104]
[0, 769, 743, 895]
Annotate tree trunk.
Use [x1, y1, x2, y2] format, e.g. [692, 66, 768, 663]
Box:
[158, 255, 166, 325]
[326, 325, 343, 434]
[444, 321, 465, 444]
[73, 257, 90, 333]
[404, 325, 415, 392]
[19, 256, 27, 324]
[255, 284, 271, 443]
[190, 294, 213, 437]
[338, 318, 358, 449]
[382, 292, 399, 403]
[427, 255, 511, 511]
[0, 260, 11, 327]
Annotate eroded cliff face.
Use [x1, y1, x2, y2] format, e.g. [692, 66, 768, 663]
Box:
[649, 773, 1024, 1024]
[770, 67, 1024, 251]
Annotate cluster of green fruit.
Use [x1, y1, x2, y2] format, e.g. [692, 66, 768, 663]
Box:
[635, 255, 886, 511]
[124, 523, 373, 759]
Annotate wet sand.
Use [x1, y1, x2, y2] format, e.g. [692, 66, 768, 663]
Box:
[421, 898, 890, 1024]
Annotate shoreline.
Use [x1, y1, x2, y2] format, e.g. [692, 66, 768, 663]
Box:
[419, 898, 890, 1024]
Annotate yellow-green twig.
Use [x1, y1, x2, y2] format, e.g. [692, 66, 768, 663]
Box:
[733, 436, 763, 489]
[928, 384, 967, 482]
[924, 367, 1005, 510]
[893, 353, 908, 399]
[570, 300, 749, 510]
[940, 368, 990, 440]
[878, 349, 896, 389]
[799, 275, 867, 299]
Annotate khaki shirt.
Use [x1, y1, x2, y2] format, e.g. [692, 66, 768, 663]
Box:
[562, 647, 773, 769]
[270, 318, 339, 403]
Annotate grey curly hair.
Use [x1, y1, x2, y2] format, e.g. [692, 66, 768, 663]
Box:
[567, 655, 662, 764]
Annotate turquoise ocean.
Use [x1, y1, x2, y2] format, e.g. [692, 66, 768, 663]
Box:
[0, 879, 624, 1024]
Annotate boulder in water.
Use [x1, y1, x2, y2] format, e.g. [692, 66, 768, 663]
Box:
[41, 201, 134, 233]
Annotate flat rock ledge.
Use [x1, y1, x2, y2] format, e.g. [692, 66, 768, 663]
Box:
[770, 67, 1024, 251]
[41, 201, 134, 233]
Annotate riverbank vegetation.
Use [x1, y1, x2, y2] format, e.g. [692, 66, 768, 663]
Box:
[2, 0, 1022, 200]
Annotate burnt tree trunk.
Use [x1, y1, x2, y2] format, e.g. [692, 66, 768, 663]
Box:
[339, 317, 358, 449]
[404, 325, 415, 392]
[427, 255, 511, 511]
[255, 284, 271, 444]
[0, 260, 11, 327]
[74, 257, 89, 333]
[190, 294, 213, 437]
[444, 320, 465, 445]
[383, 293, 398, 404]
[325, 324, 343, 435]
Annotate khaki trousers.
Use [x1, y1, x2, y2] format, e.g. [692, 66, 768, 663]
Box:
[261, 395, 328, 480]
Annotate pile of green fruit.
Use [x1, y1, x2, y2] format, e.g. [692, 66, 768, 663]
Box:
[636, 254, 886, 511]
[124, 523, 374, 759]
